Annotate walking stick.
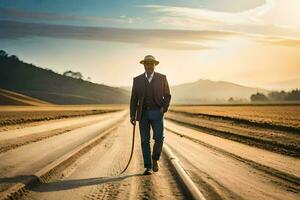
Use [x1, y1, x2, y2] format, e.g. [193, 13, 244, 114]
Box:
[120, 117, 136, 174]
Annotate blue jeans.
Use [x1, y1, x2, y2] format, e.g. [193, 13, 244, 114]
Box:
[139, 108, 164, 169]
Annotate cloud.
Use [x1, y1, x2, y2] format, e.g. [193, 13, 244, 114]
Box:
[0, 7, 140, 24]
[139, 1, 275, 27]
[256, 36, 300, 47]
[0, 20, 236, 50]
[139, 0, 300, 39]
[2, 2, 299, 49]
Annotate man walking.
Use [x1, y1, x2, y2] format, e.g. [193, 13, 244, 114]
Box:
[130, 55, 171, 175]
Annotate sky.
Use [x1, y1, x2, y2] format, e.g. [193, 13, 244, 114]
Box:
[0, 0, 300, 90]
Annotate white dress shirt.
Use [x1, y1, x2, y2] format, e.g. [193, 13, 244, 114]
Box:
[145, 71, 154, 83]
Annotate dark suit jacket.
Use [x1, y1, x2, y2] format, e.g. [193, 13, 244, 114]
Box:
[130, 72, 171, 121]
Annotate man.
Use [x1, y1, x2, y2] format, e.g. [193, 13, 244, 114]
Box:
[130, 55, 171, 175]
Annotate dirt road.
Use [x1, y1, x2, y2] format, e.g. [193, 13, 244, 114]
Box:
[0, 109, 299, 200]
[19, 115, 186, 200]
[0, 110, 187, 199]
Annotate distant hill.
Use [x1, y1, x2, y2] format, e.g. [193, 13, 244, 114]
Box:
[0, 88, 52, 106]
[121, 78, 269, 104]
[171, 79, 269, 104]
[0, 50, 130, 104]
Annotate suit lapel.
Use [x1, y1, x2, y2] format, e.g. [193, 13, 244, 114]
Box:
[152, 72, 158, 96]
[140, 73, 147, 96]
[152, 71, 160, 85]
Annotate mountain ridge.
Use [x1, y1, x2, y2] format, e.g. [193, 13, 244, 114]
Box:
[0, 51, 130, 104]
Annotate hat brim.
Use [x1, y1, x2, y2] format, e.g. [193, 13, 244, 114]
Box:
[140, 60, 159, 65]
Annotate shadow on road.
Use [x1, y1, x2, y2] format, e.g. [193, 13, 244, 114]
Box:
[28, 173, 143, 192]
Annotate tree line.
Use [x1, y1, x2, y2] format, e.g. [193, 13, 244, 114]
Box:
[251, 89, 300, 101]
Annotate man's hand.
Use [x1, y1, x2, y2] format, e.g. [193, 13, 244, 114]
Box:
[160, 107, 164, 115]
[130, 117, 136, 126]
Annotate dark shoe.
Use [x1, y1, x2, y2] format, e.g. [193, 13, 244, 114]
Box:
[143, 168, 152, 175]
[152, 160, 159, 172]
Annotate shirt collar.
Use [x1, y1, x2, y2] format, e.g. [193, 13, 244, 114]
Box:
[145, 71, 154, 79]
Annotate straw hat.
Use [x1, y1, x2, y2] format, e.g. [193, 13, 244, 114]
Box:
[140, 55, 159, 65]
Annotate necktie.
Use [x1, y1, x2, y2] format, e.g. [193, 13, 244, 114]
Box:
[147, 74, 151, 82]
